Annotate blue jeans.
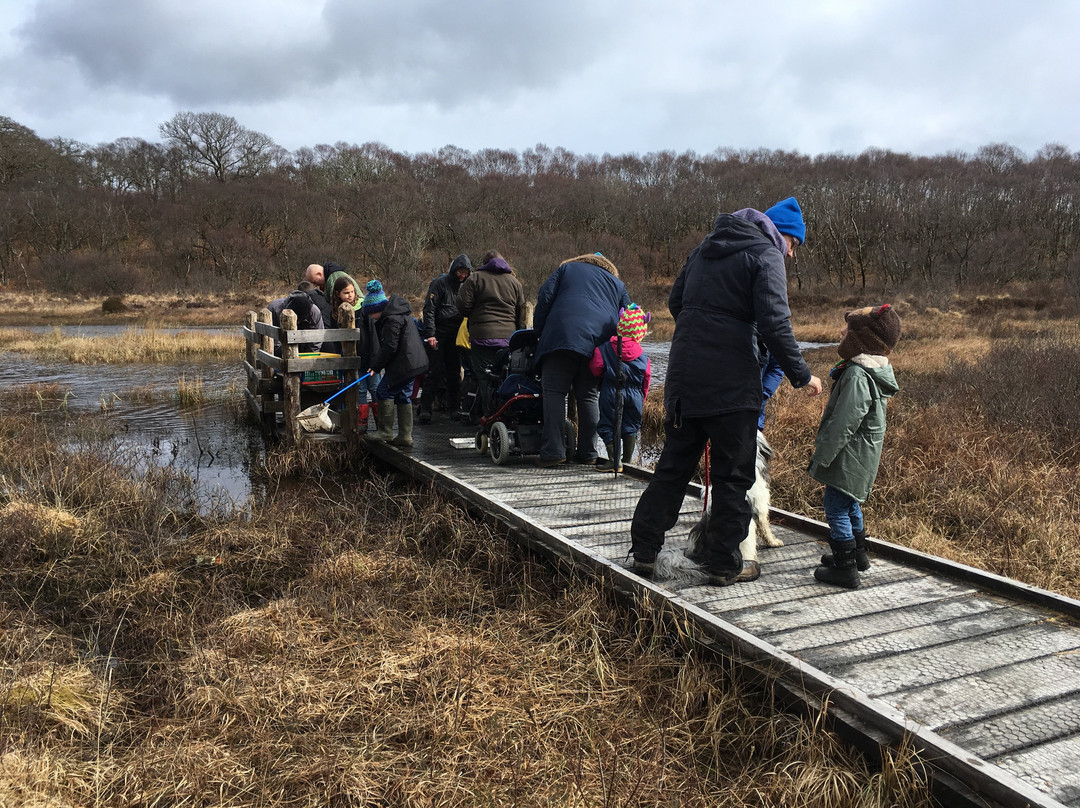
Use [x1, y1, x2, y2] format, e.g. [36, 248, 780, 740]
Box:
[375, 376, 415, 405]
[360, 371, 379, 405]
[823, 486, 864, 543]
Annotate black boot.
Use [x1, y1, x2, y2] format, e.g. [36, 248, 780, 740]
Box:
[814, 540, 860, 588]
[820, 529, 871, 571]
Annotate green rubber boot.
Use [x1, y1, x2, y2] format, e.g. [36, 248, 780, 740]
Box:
[621, 434, 637, 465]
[391, 403, 414, 448]
[368, 400, 395, 442]
[596, 443, 622, 473]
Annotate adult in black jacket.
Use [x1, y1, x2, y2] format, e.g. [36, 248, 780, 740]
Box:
[363, 280, 429, 448]
[419, 253, 472, 422]
[630, 197, 823, 584]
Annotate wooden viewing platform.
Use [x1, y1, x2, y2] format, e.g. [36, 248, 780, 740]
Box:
[242, 305, 370, 447]
[343, 418, 1080, 808]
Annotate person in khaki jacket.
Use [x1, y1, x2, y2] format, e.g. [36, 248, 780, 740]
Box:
[454, 250, 528, 417]
[809, 303, 901, 589]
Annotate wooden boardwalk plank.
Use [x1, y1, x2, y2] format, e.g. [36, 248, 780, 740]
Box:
[943, 693, 1080, 759]
[886, 653, 1080, 731]
[994, 736, 1080, 806]
[724, 577, 982, 637]
[379, 422, 1080, 808]
[799, 605, 1051, 668]
[838, 622, 1080, 696]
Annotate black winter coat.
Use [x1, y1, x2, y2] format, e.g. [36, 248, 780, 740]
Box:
[664, 214, 812, 420]
[422, 267, 468, 338]
[370, 294, 429, 388]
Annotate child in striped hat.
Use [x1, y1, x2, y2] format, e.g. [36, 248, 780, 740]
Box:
[590, 303, 652, 472]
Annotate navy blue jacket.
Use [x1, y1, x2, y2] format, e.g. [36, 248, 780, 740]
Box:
[596, 341, 648, 441]
[664, 214, 812, 420]
[533, 256, 631, 363]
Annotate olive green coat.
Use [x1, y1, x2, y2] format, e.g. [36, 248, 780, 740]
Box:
[808, 356, 899, 502]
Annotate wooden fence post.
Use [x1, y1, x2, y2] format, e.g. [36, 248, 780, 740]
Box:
[339, 303, 359, 449]
[258, 308, 275, 435]
[280, 308, 301, 444]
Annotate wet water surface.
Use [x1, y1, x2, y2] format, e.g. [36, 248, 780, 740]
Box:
[0, 349, 259, 511]
[0, 329, 828, 512]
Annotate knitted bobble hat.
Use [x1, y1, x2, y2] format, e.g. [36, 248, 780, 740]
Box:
[764, 196, 806, 246]
[616, 303, 651, 342]
[838, 303, 902, 359]
[361, 279, 389, 312]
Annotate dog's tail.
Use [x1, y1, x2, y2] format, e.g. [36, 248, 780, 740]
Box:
[653, 547, 710, 585]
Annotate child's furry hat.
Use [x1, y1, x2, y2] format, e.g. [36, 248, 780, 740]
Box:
[616, 303, 650, 342]
[838, 303, 901, 359]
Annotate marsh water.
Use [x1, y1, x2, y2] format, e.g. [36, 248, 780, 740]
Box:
[1, 327, 827, 512]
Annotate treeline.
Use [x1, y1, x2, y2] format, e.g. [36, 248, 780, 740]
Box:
[2, 111, 1079, 304]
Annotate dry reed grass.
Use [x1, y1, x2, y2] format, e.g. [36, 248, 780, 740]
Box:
[0, 397, 934, 807]
[0, 325, 241, 364]
[638, 293, 1080, 599]
[0, 289, 271, 328]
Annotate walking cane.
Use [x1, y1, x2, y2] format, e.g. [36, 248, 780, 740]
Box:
[612, 332, 625, 477]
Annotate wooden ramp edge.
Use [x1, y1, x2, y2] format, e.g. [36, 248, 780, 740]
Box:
[362, 436, 1073, 808]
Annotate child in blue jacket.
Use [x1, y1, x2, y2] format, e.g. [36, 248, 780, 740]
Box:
[591, 304, 652, 472]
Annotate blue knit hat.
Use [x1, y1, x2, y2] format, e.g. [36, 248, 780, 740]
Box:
[764, 197, 806, 246]
[361, 279, 388, 312]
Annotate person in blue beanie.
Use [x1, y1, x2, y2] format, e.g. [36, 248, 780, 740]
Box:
[364, 279, 429, 448]
[629, 196, 823, 585]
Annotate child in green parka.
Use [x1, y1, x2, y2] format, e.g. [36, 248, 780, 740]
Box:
[808, 304, 902, 589]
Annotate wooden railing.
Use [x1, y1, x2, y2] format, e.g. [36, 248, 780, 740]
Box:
[242, 304, 366, 447]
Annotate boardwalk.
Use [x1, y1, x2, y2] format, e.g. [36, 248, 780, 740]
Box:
[360, 419, 1080, 808]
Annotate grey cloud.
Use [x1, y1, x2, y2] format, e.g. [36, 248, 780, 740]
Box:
[16, 0, 614, 112]
[17, 0, 332, 106]
[320, 0, 612, 107]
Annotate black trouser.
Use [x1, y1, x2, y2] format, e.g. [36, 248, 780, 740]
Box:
[418, 341, 443, 415]
[436, 329, 464, 413]
[630, 409, 758, 575]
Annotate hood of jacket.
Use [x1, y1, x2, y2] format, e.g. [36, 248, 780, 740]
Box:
[449, 254, 473, 277]
[325, 269, 363, 310]
[700, 212, 784, 263]
[605, 335, 644, 361]
[559, 253, 619, 278]
[838, 354, 899, 396]
[380, 293, 415, 319]
[477, 256, 512, 274]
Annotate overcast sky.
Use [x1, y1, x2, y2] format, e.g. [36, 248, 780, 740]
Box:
[2, 0, 1078, 160]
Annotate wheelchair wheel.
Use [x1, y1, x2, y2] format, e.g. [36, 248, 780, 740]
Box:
[474, 430, 488, 455]
[563, 419, 577, 458]
[489, 421, 512, 466]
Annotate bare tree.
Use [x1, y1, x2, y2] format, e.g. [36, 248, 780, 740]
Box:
[159, 111, 277, 183]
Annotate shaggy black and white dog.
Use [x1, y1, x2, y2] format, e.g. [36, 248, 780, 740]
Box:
[652, 431, 782, 584]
